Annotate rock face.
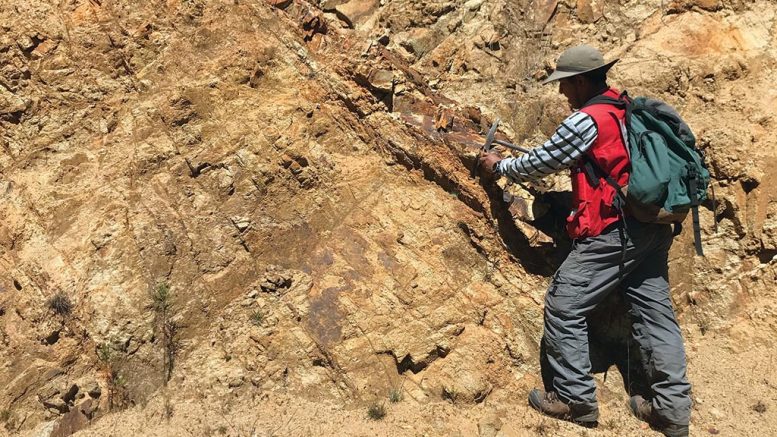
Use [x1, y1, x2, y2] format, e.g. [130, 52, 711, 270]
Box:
[1, 1, 776, 436]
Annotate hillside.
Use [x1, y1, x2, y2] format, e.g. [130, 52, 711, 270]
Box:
[1, 1, 776, 436]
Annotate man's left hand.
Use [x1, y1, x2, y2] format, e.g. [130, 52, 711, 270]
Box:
[478, 151, 502, 178]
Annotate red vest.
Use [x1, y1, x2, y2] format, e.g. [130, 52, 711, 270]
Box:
[566, 89, 630, 239]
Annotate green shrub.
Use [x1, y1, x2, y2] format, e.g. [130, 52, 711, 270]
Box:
[367, 402, 386, 420]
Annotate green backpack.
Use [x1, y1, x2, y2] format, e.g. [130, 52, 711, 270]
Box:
[583, 93, 711, 255]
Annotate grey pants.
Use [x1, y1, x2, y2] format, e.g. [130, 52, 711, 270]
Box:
[542, 219, 692, 425]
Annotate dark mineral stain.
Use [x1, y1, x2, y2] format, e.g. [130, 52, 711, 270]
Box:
[306, 286, 345, 348]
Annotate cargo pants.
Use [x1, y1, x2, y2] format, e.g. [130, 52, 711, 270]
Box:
[541, 218, 692, 426]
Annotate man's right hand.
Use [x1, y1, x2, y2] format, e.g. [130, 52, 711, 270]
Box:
[478, 151, 503, 179]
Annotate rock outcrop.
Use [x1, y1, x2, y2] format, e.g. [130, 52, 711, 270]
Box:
[1, 1, 775, 436]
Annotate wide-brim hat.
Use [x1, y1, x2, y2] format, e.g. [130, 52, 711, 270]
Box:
[542, 44, 618, 85]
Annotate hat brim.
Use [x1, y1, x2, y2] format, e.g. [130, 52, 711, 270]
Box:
[541, 59, 619, 85]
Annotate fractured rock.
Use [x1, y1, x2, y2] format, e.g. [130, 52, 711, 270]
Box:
[266, 0, 293, 9]
[464, 0, 484, 12]
[334, 0, 380, 29]
[260, 269, 293, 293]
[320, 0, 349, 10]
[435, 108, 455, 132]
[0, 86, 27, 116]
[668, 0, 723, 12]
[302, 10, 327, 41]
[50, 399, 93, 437]
[576, 0, 605, 23]
[367, 69, 394, 93]
[534, 0, 559, 27]
[84, 381, 101, 399]
[16, 35, 36, 52]
[41, 397, 68, 414]
[231, 216, 251, 232]
[397, 28, 442, 59]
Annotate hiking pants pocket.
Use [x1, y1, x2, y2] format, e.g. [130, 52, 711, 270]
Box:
[546, 254, 592, 316]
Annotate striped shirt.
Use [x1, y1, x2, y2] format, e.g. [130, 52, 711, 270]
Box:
[495, 111, 598, 183]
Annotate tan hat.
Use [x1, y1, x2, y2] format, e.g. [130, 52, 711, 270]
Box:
[542, 44, 618, 85]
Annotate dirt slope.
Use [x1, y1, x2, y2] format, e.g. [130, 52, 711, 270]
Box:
[0, 1, 775, 436]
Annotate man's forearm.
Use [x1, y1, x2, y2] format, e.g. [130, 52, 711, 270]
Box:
[497, 111, 598, 182]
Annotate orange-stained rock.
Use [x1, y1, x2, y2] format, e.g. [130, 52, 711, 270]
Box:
[2, 0, 777, 435]
[435, 107, 455, 132]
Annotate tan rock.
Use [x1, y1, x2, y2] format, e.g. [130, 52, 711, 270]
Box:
[2, 1, 777, 435]
[396, 27, 444, 58]
[0, 86, 26, 115]
[477, 413, 503, 437]
[533, 0, 559, 27]
[334, 0, 380, 28]
[367, 69, 394, 93]
[576, 0, 605, 23]
[320, 0, 349, 10]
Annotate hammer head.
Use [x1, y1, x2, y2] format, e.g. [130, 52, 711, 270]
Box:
[470, 119, 501, 178]
[482, 119, 500, 152]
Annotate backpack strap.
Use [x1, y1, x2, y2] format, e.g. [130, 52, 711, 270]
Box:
[583, 91, 633, 136]
[582, 91, 631, 109]
[581, 155, 629, 280]
[580, 92, 630, 204]
[688, 167, 704, 256]
[580, 91, 634, 279]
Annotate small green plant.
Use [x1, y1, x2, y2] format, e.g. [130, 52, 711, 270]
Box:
[217, 425, 228, 435]
[150, 282, 180, 385]
[442, 386, 459, 404]
[249, 310, 263, 326]
[151, 282, 172, 313]
[0, 409, 10, 423]
[47, 292, 72, 315]
[97, 343, 113, 363]
[388, 388, 403, 403]
[367, 402, 386, 420]
[753, 400, 768, 413]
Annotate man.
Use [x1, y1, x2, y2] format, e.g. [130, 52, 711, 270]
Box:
[478, 45, 692, 437]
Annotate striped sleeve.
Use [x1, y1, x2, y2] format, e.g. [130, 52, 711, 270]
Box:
[495, 111, 598, 183]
